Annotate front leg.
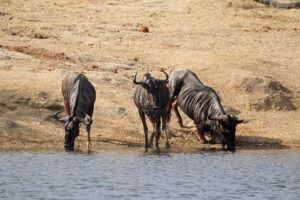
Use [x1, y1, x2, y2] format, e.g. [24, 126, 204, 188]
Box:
[208, 130, 217, 144]
[139, 110, 149, 148]
[196, 125, 208, 144]
[154, 118, 161, 148]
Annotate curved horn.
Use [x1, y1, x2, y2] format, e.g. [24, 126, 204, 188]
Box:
[54, 110, 69, 123]
[208, 114, 228, 121]
[133, 71, 143, 85]
[54, 110, 64, 120]
[160, 69, 169, 82]
[76, 114, 93, 126]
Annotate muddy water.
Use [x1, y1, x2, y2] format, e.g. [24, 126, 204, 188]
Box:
[1, 148, 300, 200]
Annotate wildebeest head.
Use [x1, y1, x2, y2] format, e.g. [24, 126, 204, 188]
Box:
[209, 114, 243, 151]
[54, 111, 92, 149]
[134, 69, 169, 109]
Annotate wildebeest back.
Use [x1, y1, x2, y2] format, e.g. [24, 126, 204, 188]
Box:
[62, 72, 96, 118]
[177, 85, 225, 124]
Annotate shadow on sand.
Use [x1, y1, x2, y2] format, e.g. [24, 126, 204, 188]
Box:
[236, 136, 290, 149]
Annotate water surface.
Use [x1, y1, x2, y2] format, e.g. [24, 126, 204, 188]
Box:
[1, 148, 300, 199]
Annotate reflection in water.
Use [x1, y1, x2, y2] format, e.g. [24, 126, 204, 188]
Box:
[0, 148, 300, 199]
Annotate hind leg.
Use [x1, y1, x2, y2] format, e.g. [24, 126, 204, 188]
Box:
[172, 100, 184, 128]
[161, 111, 170, 148]
[86, 124, 92, 150]
[166, 95, 176, 122]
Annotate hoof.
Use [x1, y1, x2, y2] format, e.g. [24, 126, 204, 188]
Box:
[208, 139, 216, 144]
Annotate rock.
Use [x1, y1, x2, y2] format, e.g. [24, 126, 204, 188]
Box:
[92, 64, 99, 69]
[118, 106, 126, 114]
[55, 68, 69, 76]
[30, 100, 43, 109]
[34, 33, 48, 39]
[103, 64, 117, 72]
[65, 62, 83, 70]
[104, 63, 133, 72]
[78, 55, 94, 62]
[91, 73, 128, 87]
[37, 91, 48, 99]
[139, 26, 149, 33]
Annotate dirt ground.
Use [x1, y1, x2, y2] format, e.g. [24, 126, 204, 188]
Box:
[0, 0, 299, 150]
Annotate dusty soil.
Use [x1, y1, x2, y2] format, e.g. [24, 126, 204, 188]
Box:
[0, 0, 299, 150]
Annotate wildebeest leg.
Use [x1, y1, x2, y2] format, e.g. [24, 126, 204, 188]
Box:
[161, 112, 170, 148]
[150, 131, 155, 147]
[166, 95, 176, 122]
[63, 97, 71, 115]
[196, 125, 208, 144]
[150, 118, 161, 148]
[139, 110, 149, 148]
[86, 124, 92, 150]
[208, 130, 217, 144]
[172, 100, 184, 127]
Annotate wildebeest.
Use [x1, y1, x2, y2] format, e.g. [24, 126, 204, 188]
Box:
[253, 0, 300, 9]
[167, 68, 243, 150]
[54, 72, 96, 150]
[133, 69, 170, 148]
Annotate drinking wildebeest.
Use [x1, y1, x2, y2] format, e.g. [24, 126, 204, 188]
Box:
[54, 72, 96, 150]
[253, 0, 300, 9]
[133, 69, 170, 148]
[167, 68, 243, 150]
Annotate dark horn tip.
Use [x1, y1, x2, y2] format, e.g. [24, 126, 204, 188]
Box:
[160, 69, 169, 82]
[54, 110, 64, 120]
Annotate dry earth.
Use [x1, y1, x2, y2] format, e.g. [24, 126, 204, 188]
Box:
[0, 0, 299, 150]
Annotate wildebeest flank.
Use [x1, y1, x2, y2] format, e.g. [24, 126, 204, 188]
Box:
[167, 68, 204, 127]
[55, 72, 96, 150]
[133, 69, 170, 148]
[167, 68, 243, 150]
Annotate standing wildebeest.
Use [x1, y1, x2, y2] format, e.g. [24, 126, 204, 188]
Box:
[54, 72, 96, 149]
[167, 68, 243, 150]
[133, 69, 170, 148]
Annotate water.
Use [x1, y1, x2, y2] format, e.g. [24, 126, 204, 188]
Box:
[1, 148, 300, 200]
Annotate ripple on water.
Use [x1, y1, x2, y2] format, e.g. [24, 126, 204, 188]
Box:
[0, 149, 300, 199]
